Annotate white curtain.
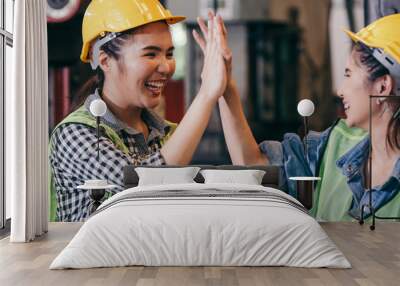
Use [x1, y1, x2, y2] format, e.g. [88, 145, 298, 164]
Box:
[6, 0, 49, 242]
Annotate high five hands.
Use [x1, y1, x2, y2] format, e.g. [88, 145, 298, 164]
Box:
[193, 11, 233, 102]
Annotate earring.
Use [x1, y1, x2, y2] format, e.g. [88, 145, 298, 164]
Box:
[376, 98, 384, 105]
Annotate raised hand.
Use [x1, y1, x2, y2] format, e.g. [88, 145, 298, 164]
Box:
[194, 12, 229, 103]
[193, 11, 232, 85]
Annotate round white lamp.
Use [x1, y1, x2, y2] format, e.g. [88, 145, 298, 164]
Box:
[90, 99, 107, 117]
[297, 99, 315, 117]
[297, 99, 315, 154]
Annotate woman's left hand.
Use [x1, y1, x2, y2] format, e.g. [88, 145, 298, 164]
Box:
[193, 11, 233, 85]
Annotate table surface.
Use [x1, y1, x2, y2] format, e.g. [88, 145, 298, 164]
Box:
[0, 222, 399, 286]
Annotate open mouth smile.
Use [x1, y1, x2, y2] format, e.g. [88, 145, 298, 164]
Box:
[144, 80, 167, 96]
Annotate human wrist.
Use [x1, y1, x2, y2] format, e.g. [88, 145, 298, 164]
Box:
[223, 79, 238, 100]
[198, 87, 219, 105]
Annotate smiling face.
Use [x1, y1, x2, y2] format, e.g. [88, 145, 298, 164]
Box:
[336, 47, 395, 130]
[337, 50, 373, 129]
[103, 21, 176, 109]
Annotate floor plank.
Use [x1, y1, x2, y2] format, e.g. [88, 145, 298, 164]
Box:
[0, 222, 399, 286]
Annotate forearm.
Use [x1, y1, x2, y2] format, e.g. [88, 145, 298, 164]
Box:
[219, 82, 268, 165]
[161, 91, 216, 165]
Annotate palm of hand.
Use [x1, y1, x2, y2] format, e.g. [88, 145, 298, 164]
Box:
[194, 13, 231, 102]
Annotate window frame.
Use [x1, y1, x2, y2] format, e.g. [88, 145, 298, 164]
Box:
[0, 0, 14, 233]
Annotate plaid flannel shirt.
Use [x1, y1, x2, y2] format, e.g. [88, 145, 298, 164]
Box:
[49, 92, 170, 221]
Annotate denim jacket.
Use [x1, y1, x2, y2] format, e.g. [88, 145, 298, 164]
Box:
[259, 120, 400, 219]
[336, 137, 400, 218]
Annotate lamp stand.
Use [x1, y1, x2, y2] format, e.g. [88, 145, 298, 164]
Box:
[88, 188, 106, 215]
[303, 116, 309, 155]
[96, 116, 100, 161]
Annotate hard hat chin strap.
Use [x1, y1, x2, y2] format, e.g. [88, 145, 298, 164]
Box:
[90, 32, 121, 70]
[393, 107, 400, 119]
[371, 48, 400, 96]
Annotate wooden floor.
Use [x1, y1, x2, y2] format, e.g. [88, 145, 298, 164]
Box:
[0, 222, 399, 286]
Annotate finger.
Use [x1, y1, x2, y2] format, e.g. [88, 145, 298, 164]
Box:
[215, 16, 223, 47]
[208, 10, 215, 41]
[223, 50, 232, 62]
[208, 9, 215, 20]
[216, 14, 226, 36]
[207, 16, 214, 46]
[216, 14, 223, 34]
[214, 15, 231, 60]
[215, 15, 228, 49]
[197, 17, 208, 39]
[192, 30, 206, 53]
[221, 16, 228, 36]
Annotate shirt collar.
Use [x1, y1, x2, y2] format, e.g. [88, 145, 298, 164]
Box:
[336, 136, 400, 182]
[84, 89, 170, 137]
[336, 136, 370, 177]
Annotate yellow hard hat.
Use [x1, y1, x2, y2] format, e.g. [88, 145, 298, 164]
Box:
[81, 0, 185, 66]
[344, 14, 400, 94]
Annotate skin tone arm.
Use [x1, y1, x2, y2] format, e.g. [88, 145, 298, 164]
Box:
[193, 13, 268, 165]
[161, 15, 228, 165]
[219, 83, 268, 165]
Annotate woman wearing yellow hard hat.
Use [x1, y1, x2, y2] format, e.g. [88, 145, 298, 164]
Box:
[49, 0, 229, 221]
[196, 13, 400, 222]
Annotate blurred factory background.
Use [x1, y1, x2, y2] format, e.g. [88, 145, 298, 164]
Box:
[45, 0, 397, 164]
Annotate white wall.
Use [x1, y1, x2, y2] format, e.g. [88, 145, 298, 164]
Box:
[329, 0, 364, 92]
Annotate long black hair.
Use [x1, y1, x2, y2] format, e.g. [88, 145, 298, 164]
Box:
[354, 43, 400, 151]
[71, 30, 136, 111]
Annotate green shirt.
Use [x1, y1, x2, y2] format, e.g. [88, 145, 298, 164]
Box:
[311, 120, 400, 221]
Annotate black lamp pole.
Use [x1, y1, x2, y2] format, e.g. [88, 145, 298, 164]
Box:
[96, 116, 100, 161]
[303, 116, 309, 155]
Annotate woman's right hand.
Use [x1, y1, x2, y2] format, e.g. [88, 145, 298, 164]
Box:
[193, 12, 232, 87]
[196, 13, 228, 103]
